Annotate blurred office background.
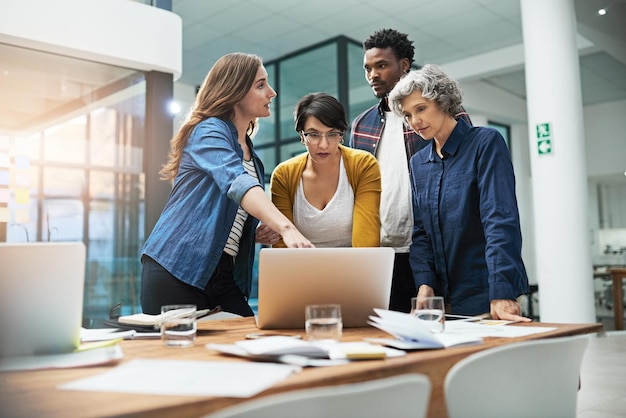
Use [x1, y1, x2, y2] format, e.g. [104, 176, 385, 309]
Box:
[0, 0, 625, 327]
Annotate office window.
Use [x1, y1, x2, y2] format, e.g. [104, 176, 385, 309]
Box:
[348, 41, 375, 122]
[0, 43, 147, 325]
[254, 36, 364, 179]
[488, 121, 511, 151]
[278, 43, 338, 146]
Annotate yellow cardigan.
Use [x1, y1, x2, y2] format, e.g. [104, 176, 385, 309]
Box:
[270, 145, 381, 247]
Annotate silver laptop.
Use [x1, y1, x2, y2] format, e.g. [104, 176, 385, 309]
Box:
[256, 247, 395, 329]
[0, 242, 86, 357]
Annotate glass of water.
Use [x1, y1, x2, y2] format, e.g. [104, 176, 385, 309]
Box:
[305, 304, 342, 342]
[160, 304, 197, 347]
[411, 296, 445, 333]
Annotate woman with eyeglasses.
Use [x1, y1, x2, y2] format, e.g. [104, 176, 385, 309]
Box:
[270, 92, 381, 247]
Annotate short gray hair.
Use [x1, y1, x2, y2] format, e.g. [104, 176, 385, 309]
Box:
[389, 64, 463, 119]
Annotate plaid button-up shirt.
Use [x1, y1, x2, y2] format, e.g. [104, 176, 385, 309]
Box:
[349, 98, 472, 166]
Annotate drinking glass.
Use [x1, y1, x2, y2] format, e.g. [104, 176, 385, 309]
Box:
[411, 296, 445, 333]
[305, 304, 342, 342]
[160, 304, 197, 347]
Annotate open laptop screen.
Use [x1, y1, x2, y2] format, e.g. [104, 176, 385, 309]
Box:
[256, 247, 394, 329]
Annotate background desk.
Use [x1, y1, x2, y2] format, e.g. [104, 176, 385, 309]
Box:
[609, 268, 626, 330]
[0, 317, 602, 418]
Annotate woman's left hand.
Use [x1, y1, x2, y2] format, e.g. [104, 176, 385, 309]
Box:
[255, 223, 280, 245]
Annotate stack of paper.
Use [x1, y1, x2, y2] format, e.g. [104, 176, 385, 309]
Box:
[207, 336, 405, 366]
[367, 309, 483, 349]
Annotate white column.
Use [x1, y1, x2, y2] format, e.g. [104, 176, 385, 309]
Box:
[520, 0, 596, 323]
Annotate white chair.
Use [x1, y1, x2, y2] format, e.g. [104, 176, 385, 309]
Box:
[205, 373, 431, 418]
[444, 335, 590, 418]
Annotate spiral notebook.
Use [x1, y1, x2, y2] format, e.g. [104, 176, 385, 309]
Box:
[256, 247, 395, 329]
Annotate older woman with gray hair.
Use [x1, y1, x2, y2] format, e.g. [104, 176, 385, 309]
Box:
[389, 64, 531, 321]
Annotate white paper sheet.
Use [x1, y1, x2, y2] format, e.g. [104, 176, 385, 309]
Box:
[207, 338, 406, 365]
[59, 359, 301, 398]
[81, 328, 160, 341]
[445, 321, 557, 338]
[369, 309, 484, 348]
[0, 345, 124, 372]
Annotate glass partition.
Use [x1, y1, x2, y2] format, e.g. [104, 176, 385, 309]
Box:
[0, 43, 147, 325]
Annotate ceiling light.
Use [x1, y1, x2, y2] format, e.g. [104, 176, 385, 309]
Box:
[598, 8, 607, 15]
[168, 101, 181, 115]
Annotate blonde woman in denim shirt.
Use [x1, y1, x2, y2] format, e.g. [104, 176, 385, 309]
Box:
[140, 53, 313, 317]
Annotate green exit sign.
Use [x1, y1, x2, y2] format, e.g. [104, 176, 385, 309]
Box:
[536, 122, 553, 155]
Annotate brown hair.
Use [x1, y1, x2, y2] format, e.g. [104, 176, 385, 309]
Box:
[159, 53, 263, 182]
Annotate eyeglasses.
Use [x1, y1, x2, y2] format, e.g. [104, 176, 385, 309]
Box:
[300, 131, 344, 144]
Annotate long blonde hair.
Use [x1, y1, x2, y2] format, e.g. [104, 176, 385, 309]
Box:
[159, 53, 263, 182]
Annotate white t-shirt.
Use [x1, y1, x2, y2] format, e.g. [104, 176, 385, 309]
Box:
[376, 111, 412, 252]
[293, 156, 354, 247]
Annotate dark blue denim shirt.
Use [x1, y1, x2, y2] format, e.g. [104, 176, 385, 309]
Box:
[141, 117, 264, 297]
[409, 118, 529, 315]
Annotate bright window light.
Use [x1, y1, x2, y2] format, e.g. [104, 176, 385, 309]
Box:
[168, 101, 181, 115]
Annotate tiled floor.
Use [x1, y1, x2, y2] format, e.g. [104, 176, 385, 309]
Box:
[577, 331, 626, 417]
[577, 304, 626, 418]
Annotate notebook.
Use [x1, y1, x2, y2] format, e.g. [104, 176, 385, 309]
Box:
[256, 247, 395, 329]
[0, 242, 86, 357]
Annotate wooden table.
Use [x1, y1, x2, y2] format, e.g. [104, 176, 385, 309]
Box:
[0, 317, 602, 418]
[609, 268, 626, 330]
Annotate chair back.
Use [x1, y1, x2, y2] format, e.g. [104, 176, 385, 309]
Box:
[444, 335, 590, 418]
[205, 373, 431, 418]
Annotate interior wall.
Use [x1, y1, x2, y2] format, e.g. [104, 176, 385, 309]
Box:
[584, 99, 626, 177]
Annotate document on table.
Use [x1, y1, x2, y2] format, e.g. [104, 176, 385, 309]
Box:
[0, 345, 123, 372]
[367, 309, 484, 349]
[367, 309, 557, 350]
[81, 328, 160, 341]
[444, 320, 557, 337]
[207, 336, 405, 366]
[59, 358, 301, 398]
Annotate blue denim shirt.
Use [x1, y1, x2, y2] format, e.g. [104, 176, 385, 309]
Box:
[409, 118, 529, 315]
[141, 117, 264, 297]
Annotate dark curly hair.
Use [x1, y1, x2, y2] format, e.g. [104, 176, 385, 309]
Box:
[363, 28, 415, 67]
